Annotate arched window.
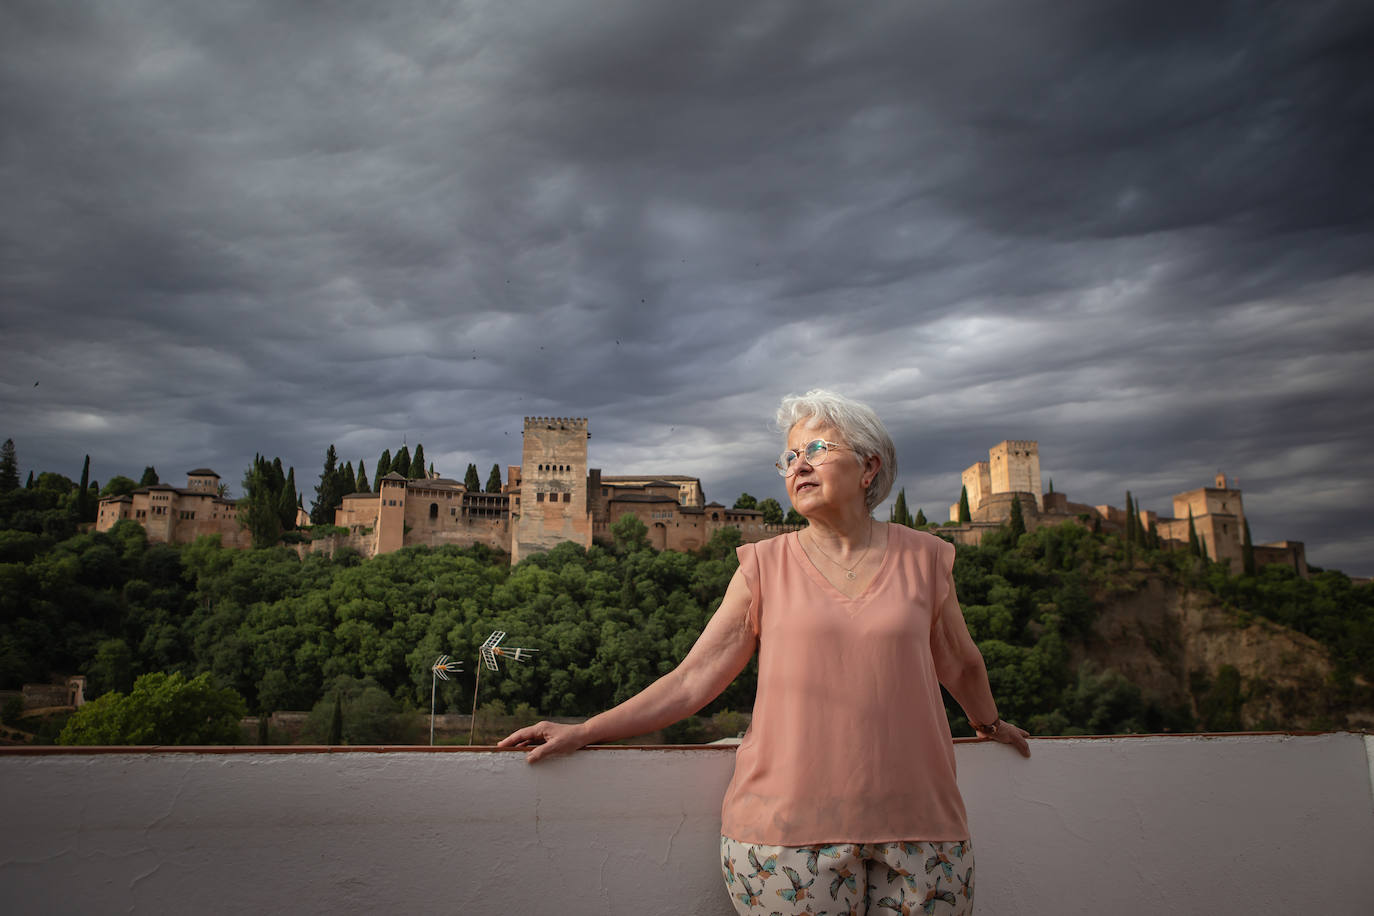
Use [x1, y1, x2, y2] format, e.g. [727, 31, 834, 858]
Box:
[429, 503, 438, 519]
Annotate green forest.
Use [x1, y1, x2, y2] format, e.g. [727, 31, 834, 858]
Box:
[2, 440, 1372, 745]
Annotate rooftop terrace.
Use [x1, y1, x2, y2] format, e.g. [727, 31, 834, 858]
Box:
[3, 733, 1372, 914]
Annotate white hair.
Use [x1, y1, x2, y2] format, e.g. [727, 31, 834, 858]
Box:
[775, 389, 897, 512]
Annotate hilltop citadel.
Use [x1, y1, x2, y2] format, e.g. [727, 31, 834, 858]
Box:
[97, 422, 1308, 576]
[945, 440, 1306, 577]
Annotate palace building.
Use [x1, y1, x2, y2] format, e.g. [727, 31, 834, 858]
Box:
[330, 417, 793, 561]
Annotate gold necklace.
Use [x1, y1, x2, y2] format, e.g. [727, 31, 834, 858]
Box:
[807, 520, 873, 581]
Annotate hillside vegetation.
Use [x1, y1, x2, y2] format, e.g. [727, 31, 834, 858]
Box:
[2, 486, 1371, 741]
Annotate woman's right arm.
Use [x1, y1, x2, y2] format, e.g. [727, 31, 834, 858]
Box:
[497, 565, 758, 762]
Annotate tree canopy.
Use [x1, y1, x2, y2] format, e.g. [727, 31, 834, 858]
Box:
[58, 671, 246, 745]
[758, 498, 784, 526]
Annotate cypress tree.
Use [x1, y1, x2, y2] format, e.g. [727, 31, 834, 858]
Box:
[1187, 508, 1200, 558]
[429, 462, 436, 477]
[464, 463, 481, 492]
[1242, 518, 1255, 576]
[1124, 492, 1135, 546]
[410, 444, 426, 479]
[329, 693, 343, 745]
[0, 438, 21, 492]
[241, 458, 284, 548]
[1008, 495, 1026, 541]
[342, 461, 357, 496]
[392, 446, 411, 479]
[25, 470, 34, 489]
[485, 463, 503, 492]
[889, 488, 914, 527]
[311, 445, 341, 525]
[139, 466, 159, 487]
[376, 449, 392, 481]
[958, 486, 971, 523]
[1048, 478, 1054, 493]
[356, 460, 370, 494]
[77, 455, 92, 521]
[278, 467, 298, 530]
[914, 508, 927, 527]
[1149, 519, 1160, 550]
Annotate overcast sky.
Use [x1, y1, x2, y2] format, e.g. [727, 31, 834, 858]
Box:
[2, 0, 1371, 575]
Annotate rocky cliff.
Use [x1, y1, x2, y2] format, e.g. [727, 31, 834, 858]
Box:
[1078, 574, 1373, 730]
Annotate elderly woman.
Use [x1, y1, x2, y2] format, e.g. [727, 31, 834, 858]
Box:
[501, 390, 1029, 914]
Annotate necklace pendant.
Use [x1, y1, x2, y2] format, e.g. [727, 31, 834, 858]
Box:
[845, 570, 857, 580]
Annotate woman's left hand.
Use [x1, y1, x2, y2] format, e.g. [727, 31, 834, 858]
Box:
[981, 720, 1031, 757]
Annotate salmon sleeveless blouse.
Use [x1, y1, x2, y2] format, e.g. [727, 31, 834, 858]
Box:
[720, 525, 969, 845]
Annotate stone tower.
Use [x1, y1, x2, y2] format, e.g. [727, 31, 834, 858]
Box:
[989, 440, 1042, 509]
[961, 461, 991, 513]
[375, 472, 409, 554]
[511, 417, 591, 563]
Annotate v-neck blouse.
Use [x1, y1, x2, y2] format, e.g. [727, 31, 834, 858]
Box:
[720, 525, 969, 845]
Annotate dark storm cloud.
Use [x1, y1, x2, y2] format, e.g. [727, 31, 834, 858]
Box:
[1, 0, 1371, 573]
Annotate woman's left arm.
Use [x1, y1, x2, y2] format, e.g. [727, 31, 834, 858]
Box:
[931, 568, 1032, 757]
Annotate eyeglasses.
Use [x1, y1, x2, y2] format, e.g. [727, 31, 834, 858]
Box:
[776, 439, 849, 477]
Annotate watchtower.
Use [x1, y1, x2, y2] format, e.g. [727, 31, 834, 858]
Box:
[375, 472, 409, 554]
[512, 417, 591, 562]
[989, 440, 1042, 510]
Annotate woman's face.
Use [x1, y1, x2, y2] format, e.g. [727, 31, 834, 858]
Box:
[783, 417, 872, 517]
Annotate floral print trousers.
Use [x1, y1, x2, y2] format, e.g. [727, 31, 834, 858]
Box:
[721, 835, 974, 915]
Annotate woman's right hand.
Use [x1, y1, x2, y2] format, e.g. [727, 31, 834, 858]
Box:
[497, 720, 593, 763]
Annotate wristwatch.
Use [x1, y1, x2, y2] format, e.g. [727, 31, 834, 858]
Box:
[969, 717, 1000, 736]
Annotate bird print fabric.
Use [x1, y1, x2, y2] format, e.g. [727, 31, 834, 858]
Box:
[721, 835, 973, 915]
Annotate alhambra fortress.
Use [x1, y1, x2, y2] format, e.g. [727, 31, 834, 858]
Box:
[96, 420, 1308, 577]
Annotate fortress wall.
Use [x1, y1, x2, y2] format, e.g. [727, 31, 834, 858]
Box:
[406, 517, 511, 553]
[1042, 491, 1069, 514]
[1255, 542, 1308, 578]
[297, 530, 378, 559]
[336, 494, 379, 529]
[972, 491, 1045, 530]
[175, 517, 252, 549]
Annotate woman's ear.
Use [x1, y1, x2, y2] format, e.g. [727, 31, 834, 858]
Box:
[862, 454, 881, 488]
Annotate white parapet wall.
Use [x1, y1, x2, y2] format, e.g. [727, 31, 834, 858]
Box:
[2, 734, 1373, 915]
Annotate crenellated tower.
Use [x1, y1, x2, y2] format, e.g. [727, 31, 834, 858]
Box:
[989, 440, 1042, 510]
[511, 417, 591, 563]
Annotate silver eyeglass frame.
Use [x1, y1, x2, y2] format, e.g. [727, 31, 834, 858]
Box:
[775, 439, 850, 477]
